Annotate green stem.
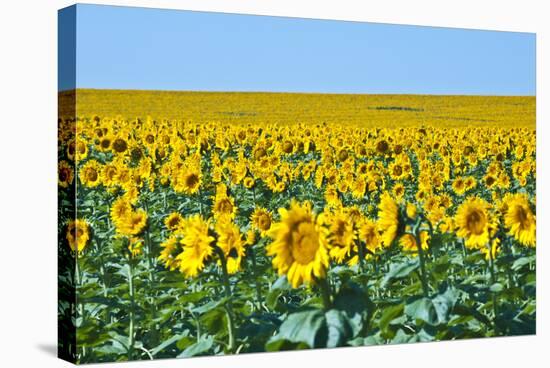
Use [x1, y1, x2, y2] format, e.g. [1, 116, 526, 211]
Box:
[127, 261, 135, 360]
[414, 232, 430, 297]
[198, 188, 204, 216]
[318, 277, 332, 311]
[94, 238, 109, 298]
[357, 240, 366, 273]
[214, 247, 236, 352]
[502, 239, 516, 289]
[487, 244, 499, 335]
[74, 255, 86, 359]
[249, 246, 263, 311]
[250, 186, 263, 310]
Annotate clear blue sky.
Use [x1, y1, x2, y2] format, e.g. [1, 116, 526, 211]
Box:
[58, 4, 536, 95]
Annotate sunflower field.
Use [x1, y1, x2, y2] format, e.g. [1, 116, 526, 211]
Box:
[58, 90, 536, 363]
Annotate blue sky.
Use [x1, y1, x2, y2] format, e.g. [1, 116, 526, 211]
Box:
[59, 4, 536, 95]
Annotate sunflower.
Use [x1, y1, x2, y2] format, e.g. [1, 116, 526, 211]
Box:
[464, 176, 477, 191]
[351, 176, 366, 199]
[378, 192, 400, 247]
[358, 217, 381, 254]
[281, 140, 294, 154]
[484, 174, 497, 189]
[164, 212, 184, 231]
[176, 215, 215, 278]
[116, 166, 133, 189]
[455, 197, 491, 249]
[213, 193, 237, 221]
[112, 137, 129, 154]
[324, 185, 340, 208]
[110, 197, 148, 236]
[400, 230, 429, 254]
[66, 140, 76, 161]
[97, 134, 113, 152]
[215, 220, 246, 274]
[58, 160, 74, 188]
[406, 203, 417, 220]
[326, 211, 356, 263]
[75, 140, 88, 161]
[438, 216, 454, 233]
[393, 182, 405, 200]
[110, 196, 132, 226]
[251, 207, 272, 236]
[243, 177, 255, 189]
[66, 219, 90, 252]
[128, 237, 144, 257]
[174, 170, 202, 195]
[158, 235, 181, 271]
[79, 159, 102, 187]
[503, 194, 536, 247]
[119, 209, 148, 236]
[497, 173, 511, 189]
[266, 201, 329, 288]
[101, 162, 119, 187]
[389, 161, 406, 180]
[274, 181, 286, 193]
[480, 237, 501, 261]
[376, 139, 390, 155]
[124, 185, 140, 204]
[245, 228, 257, 245]
[452, 177, 466, 195]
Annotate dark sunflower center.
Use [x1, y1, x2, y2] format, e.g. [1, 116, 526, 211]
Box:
[113, 138, 128, 153]
[393, 165, 403, 176]
[131, 215, 144, 226]
[59, 169, 69, 182]
[334, 220, 347, 238]
[290, 221, 319, 264]
[283, 141, 294, 153]
[254, 147, 266, 160]
[516, 206, 529, 228]
[338, 150, 349, 162]
[87, 169, 98, 182]
[466, 210, 485, 235]
[376, 140, 389, 153]
[168, 217, 180, 228]
[258, 215, 271, 230]
[77, 143, 87, 154]
[394, 144, 403, 154]
[218, 199, 233, 213]
[185, 173, 199, 188]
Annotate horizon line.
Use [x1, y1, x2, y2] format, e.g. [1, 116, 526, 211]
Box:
[58, 87, 536, 98]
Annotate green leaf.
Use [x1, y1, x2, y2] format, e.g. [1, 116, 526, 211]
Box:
[150, 334, 185, 356]
[405, 297, 439, 325]
[176, 336, 195, 351]
[325, 309, 354, 348]
[511, 256, 535, 271]
[432, 287, 459, 320]
[266, 310, 325, 350]
[489, 283, 504, 293]
[379, 303, 405, 333]
[405, 288, 458, 326]
[191, 297, 229, 314]
[177, 336, 214, 358]
[332, 283, 370, 335]
[266, 276, 291, 310]
[382, 259, 420, 287]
